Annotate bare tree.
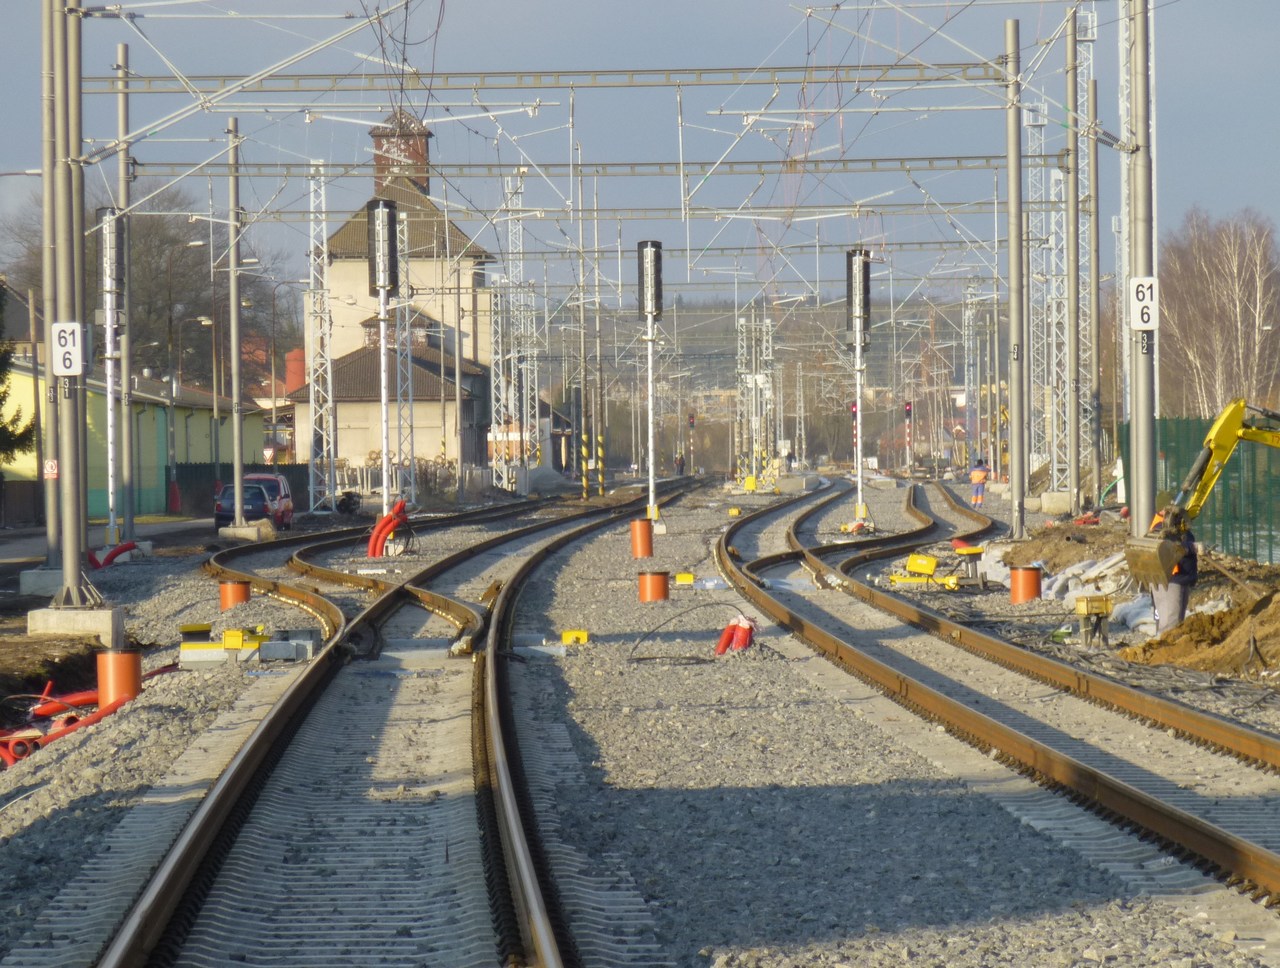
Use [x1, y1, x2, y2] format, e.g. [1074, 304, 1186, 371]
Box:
[1159, 207, 1280, 417]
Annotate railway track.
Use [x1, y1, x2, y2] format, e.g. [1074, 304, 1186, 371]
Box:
[10, 477, 1280, 963]
[718, 479, 1280, 910]
[2, 483, 700, 968]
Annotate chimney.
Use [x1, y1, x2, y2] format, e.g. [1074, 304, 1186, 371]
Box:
[370, 111, 432, 196]
[285, 347, 306, 393]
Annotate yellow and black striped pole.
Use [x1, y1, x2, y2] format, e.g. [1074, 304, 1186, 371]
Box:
[596, 433, 605, 496]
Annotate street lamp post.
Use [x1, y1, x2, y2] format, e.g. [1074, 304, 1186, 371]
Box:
[198, 316, 219, 470]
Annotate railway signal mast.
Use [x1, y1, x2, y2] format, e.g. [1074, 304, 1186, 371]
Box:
[846, 249, 872, 527]
[368, 198, 398, 517]
[638, 241, 662, 527]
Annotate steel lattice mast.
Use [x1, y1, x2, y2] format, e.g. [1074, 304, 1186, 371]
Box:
[307, 162, 337, 512]
[497, 172, 541, 492]
[1025, 2, 1096, 495]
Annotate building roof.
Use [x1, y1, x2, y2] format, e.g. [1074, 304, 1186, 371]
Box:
[327, 176, 490, 264]
[287, 344, 478, 404]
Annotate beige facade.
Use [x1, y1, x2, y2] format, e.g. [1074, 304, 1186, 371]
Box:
[297, 115, 496, 484]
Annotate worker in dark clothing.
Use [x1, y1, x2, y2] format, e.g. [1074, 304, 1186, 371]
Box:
[1151, 505, 1198, 633]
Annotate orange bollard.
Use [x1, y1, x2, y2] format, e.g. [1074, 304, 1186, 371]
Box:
[630, 519, 654, 558]
[220, 580, 251, 611]
[638, 571, 670, 602]
[1010, 566, 1042, 604]
[97, 649, 142, 706]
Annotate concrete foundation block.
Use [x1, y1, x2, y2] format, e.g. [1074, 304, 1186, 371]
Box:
[776, 473, 820, 494]
[1039, 491, 1073, 515]
[180, 644, 231, 669]
[218, 521, 272, 543]
[19, 568, 63, 596]
[28, 606, 124, 648]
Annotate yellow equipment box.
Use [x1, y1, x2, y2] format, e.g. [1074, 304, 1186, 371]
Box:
[561, 629, 589, 645]
[222, 627, 268, 651]
[1074, 594, 1113, 617]
[905, 553, 938, 576]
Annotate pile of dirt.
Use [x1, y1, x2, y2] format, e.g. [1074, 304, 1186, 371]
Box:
[1002, 515, 1280, 680]
[999, 518, 1131, 573]
[1118, 590, 1280, 677]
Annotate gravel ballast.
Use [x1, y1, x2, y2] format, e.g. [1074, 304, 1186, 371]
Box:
[513, 481, 1278, 967]
[1, 485, 1278, 966]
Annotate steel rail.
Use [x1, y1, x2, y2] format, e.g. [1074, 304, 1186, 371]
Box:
[715, 481, 1280, 902]
[97, 486, 694, 965]
[809, 485, 1280, 771]
[485, 478, 705, 967]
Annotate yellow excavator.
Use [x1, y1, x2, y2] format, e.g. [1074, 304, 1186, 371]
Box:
[1125, 399, 1280, 586]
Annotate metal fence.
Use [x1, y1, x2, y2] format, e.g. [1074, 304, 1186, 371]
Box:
[1119, 419, 1280, 565]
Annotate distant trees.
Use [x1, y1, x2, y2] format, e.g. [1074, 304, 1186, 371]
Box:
[0, 288, 37, 463]
[1158, 207, 1280, 418]
[0, 182, 300, 395]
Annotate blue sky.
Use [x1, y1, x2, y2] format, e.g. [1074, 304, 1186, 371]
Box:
[0, 1, 1274, 304]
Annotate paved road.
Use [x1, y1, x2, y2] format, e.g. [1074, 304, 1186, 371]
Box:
[0, 519, 215, 590]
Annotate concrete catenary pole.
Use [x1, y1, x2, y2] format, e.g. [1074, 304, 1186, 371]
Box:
[116, 44, 136, 540]
[1004, 20, 1027, 540]
[39, 0, 61, 567]
[1130, 0, 1157, 536]
[227, 118, 247, 527]
[1087, 79, 1103, 507]
[50, 0, 98, 607]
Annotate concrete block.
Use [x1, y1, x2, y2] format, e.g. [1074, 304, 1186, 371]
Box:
[776, 473, 820, 493]
[180, 643, 231, 669]
[19, 568, 63, 596]
[1039, 491, 1072, 515]
[27, 606, 124, 648]
[260, 640, 313, 662]
[217, 520, 274, 543]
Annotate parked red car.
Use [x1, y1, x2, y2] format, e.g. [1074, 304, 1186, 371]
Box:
[215, 474, 294, 530]
[244, 473, 294, 529]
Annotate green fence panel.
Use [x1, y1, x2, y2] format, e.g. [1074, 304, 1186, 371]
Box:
[1118, 418, 1280, 565]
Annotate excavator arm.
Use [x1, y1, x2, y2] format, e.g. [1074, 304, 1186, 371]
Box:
[1125, 399, 1280, 586]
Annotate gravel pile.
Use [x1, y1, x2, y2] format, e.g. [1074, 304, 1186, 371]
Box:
[513, 479, 1274, 967]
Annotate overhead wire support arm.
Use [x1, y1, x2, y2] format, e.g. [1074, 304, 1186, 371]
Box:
[75, 0, 412, 168]
[81, 61, 1004, 95]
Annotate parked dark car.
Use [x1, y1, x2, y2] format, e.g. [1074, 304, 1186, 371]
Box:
[243, 472, 294, 529]
[214, 483, 271, 530]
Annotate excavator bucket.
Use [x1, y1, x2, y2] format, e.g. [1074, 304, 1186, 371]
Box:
[1124, 535, 1184, 587]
